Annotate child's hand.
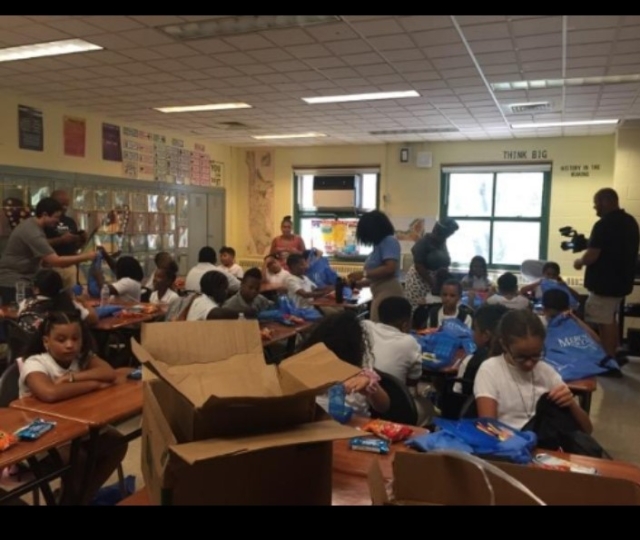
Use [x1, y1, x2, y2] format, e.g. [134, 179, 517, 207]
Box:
[548, 384, 574, 408]
[343, 375, 370, 395]
[53, 374, 71, 385]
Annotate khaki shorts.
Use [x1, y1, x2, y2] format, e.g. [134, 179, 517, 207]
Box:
[584, 293, 623, 325]
[54, 265, 78, 290]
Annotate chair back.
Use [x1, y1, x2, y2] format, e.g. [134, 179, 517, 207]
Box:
[0, 361, 19, 407]
[371, 369, 418, 426]
[3, 319, 33, 364]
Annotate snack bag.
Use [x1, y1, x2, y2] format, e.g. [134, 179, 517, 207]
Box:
[363, 419, 414, 442]
[349, 437, 390, 454]
[15, 418, 56, 441]
[0, 430, 18, 451]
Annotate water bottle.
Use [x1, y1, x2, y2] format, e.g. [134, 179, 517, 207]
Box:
[100, 284, 110, 307]
[335, 277, 344, 304]
[238, 312, 245, 320]
[327, 384, 352, 424]
[15, 279, 27, 305]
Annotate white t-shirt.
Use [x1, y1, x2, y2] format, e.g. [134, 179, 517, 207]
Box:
[111, 277, 142, 303]
[474, 354, 563, 430]
[150, 289, 180, 306]
[218, 263, 244, 280]
[285, 274, 317, 309]
[185, 263, 240, 293]
[266, 269, 291, 286]
[486, 294, 530, 310]
[19, 352, 81, 398]
[436, 306, 473, 328]
[186, 295, 219, 321]
[18, 296, 90, 321]
[362, 320, 422, 383]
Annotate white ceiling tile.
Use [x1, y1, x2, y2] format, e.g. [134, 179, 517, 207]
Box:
[622, 16, 640, 26]
[119, 28, 175, 46]
[394, 59, 435, 74]
[152, 43, 199, 58]
[522, 59, 562, 72]
[609, 64, 640, 75]
[130, 16, 185, 26]
[87, 32, 140, 50]
[247, 48, 295, 62]
[319, 67, 361, 79]
[269, 60, 310, 72]
[460, 22, 511, 41]
[367, 34, 414, 51]
[565, 67, 607, 77]
[144, 58, 190, 72]
[45, 18, 104, 37]
[431, 56, 474, 70]
[177, 55, 222, 69]
[324, 39, 372, 56]
[567, 15, 622, 30]
[445, 76, 485, 87]
[87, 65, 131, 78]
[612, 52, 640, 65]
[306, 56, 346, 69]
[469, 39, 514, 54]
[381, 48, 425, 62]
[510, 16, 562, 36]
[423, 43, 468, 58]
[354, 64, 396, 77]
[483, 65, 522, 76]
[141, 73, 181, 83]
[306, 22, 359, 42]
[475, 51, 518, 65]
[221, 33, 274, 51]
[411, 28, 461, 47]
[254, 73, 293, 85]
[515, 33, 563, 49]
[614, 40, 640, 54]
[284, 70, 326, 82]
[0, 29, 42, 45]
[568, 43, 614, 57]
[14, 24, 73, 41]
[568, 28, 618, 45]
[203, 66, 244, 78]
[518, 47, 562, 62]
[184, 38, 236, 54]
[397, 16, 452, 33]
[0, 16, 35, 27]
[117, 62, 160, 75]
[261, 27, 316, 46]
[215, 51, 257, 66]
[351, 18, 404, 37]
[341, 53, 383, 66]
[403, 71, 443, 82]
[236, 63, 276, 76]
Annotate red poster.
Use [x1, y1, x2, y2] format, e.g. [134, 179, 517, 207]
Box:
[63, 116, 86, 157]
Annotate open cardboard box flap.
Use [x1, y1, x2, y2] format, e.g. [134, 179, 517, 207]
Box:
[133, 321, 362, 408]
[170, 419, 361, 465]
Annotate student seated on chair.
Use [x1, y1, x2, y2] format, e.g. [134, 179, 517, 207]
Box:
[149, 261, 180, 306]
[300, 311, 390, 417]
[519, 261, 581, 304]
[285, 253, 332, 310]
[427, 279, 473, 328]
[186, 271, 229, 321]
[474, 309, 592, 433]
[218, 245, 244, 280]
[486, 272, 530, 311]
[184, 246, 240, 293]
[18, 311, 127, 504]
[262, 254, 291, 288]
[223, 267, 274, 316]
[541, 288, 601, 343]
[92, 248, 143, 303]
[18, 269, 98, 331]
[142, 251, 174, 291]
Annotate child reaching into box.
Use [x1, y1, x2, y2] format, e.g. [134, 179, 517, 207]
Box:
[18, 311, 128, 504]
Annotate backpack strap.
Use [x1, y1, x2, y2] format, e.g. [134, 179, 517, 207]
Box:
[457, 304, 474, 323]
[428, 304, 441, 328]
[173, 293, 201, 322]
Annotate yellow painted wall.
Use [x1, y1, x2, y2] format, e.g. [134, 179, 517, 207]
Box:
[232, 135, 616, 281]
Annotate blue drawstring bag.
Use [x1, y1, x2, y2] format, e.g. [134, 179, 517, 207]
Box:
[414, 318, 476, 370]
[259, 296, 323, 323]
[90, 475, 136, 506]
[87, 251, 104, 298]
[461, 293, 483, 309]
[306, 255, 339, 288]
[544, 313, 620, 381]
[539, 279, 580, 310]
[406, 417, 537, 464]
[95, 305, 123, 319]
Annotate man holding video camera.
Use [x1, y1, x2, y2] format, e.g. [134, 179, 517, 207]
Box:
[574, 188, 639, 358]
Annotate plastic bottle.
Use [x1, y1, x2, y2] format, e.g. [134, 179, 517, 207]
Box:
[327, 384, 352, 423]
[100, 284, 110, 307]
[238, 312, 246, 320]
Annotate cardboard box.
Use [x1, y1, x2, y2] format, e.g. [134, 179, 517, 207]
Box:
[369, 452, 640, 506]
[133, 320, 363, 505]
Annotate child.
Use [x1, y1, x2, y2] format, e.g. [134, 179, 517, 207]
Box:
[223, 267, 274, 316]
[519, 261, 581, 304]
[474, 309, 593, 432]
[142, 251, 173, 290]
[186, 270, 229, 321]
[262, 254, 291, 287]
[428, 279, 473, 328]
[150, 260, 180, 306]
[300, 310, 390, 417]
[218, 246, 244, 280]
[18, 269, 98, 331]
[92, 248, 143, 303]
[541, 288, 601, 342]
[486, 272, 530, 310]
[18, 311, 128, 504]
[461, 255, 493, 292]
[285, 253, 332, 310]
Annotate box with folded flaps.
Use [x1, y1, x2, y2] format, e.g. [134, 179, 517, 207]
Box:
[132, 320, 363, 505]
[369, 452, 640, 506]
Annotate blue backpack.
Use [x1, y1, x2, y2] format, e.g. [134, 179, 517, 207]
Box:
[413, 318, 476, 370]
[544, 313, 620, 381]
[256, 295, 323, 323]
[305, 255, 339, 288]
[539, 279, 580, 310]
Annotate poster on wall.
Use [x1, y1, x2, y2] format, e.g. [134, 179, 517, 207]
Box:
[210, 160, 224, 187]
[393, 217, 436, 253]
[63, 116, 86, 157]
[246, 149, 274, 255]
[18, 104, 43, 151]
[102, 123, 122, 162]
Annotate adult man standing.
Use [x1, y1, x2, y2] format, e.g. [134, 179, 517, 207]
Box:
[574, 188, 640, 358]
[0, 197, 96, 303]
[45, 190, 86, 289]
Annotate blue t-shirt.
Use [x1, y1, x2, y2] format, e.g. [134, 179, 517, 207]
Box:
[364, 235, 401, 279]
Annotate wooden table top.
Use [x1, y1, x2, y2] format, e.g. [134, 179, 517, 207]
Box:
[567, 377, 597, 393]
[312, 288, 373, 309]
[9, 368, 142, 428]
[260, 320, 315, 347]
[0, 408, 88, 470]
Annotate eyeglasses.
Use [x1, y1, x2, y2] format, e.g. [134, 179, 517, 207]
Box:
[505, 345, 545, 364]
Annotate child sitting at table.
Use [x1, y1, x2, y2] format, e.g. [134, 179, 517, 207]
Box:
[486, 272, 530, 311]
[427, 279, 473, 328]
[149, 261, 180, 306]
[142, 251, 173, 291]
[18, 311, 128, 504]
[262, 254, 291, 288]
[285, 253, 333, 310]
[461, 255, 493, 292]
[223, 267, 274, 316]
[218, 246, 244, 280]
[474, 309, 593, 433]
[92, 248, 143, 303]
[18, 269, 98, 331]
[185, 271, 229, 321]
[519, 261, 581, 305]
[541, 288, 601, 343]
[300, 310, 390, 417]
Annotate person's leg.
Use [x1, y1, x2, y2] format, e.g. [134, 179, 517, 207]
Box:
[585, 293, 622, 358]
[53, 266, 77, 290]
[598, 323, 619, 358]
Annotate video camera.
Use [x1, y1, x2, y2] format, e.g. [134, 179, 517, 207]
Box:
[559, 226, 588, 253]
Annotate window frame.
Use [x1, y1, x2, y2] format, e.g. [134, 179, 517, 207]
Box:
[292, 167, 380, 259]
[439, 163, 552, 271]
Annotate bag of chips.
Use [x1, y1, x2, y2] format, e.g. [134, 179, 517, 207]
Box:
[0, 430, 18, 452]
[363, 419, 414, 442]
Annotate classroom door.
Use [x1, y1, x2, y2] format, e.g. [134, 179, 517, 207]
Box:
[187, 191, 226, 269]
[207, 191, 225, 253]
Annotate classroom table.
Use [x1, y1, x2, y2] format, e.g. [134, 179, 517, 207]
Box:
[9, 368, 142, 505]
[566, 378, 597, 413]
[0, 408, 88, 506]
[260, 320, 316, 363]
[311, 287, 373, 311]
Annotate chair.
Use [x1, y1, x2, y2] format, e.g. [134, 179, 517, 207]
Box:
[0, 361, 19, 407]
[4, 319, 33, 365]
[370, 369, 418, 426]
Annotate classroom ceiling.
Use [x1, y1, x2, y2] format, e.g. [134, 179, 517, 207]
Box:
[1, 15, 639, 147]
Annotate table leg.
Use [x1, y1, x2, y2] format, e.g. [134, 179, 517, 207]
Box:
[76, 428, 100, 505]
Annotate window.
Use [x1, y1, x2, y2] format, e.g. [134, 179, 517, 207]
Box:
[294, 168, 379, 257]
[440, 164, 551, 268]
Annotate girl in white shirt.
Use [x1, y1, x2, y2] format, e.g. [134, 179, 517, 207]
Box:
[92, 248, 143, 303]
[474, 309, 592, 433]
[150, 260, 180, 306]
[461, 255, 493, 292]
[186, 270, 229, 321]
[18, 311, 127, 504]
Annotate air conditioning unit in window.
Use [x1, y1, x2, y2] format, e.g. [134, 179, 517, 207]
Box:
[312, 175, 359, 210]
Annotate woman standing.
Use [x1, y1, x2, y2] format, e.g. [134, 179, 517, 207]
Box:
[348, 210, 404, 322]
[404, 218, 459, 324]
[269, 215, 306, 261]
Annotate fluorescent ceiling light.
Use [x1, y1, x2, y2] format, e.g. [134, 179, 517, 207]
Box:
[154, 103, 252, 113]
[510, 119, 619, 129]
[160, 15, 340, 40]
[492, 74, 640, 91]
[0, 39, 102, 63]
[302, 90, 420, 104]
[252, 132, 327, 140]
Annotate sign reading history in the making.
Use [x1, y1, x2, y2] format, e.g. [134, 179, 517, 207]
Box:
[18, 104, 44, 151]
[559, 163, 601, 177]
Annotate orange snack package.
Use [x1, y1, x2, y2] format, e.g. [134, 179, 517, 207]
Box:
[363, 419, 414, 442]
[0, 430, 18, 452]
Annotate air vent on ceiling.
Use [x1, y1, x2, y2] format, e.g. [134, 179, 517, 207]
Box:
[217, 122, 251, 130]
[369, 127, 459, 135]
[505, 102, 554, 114]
